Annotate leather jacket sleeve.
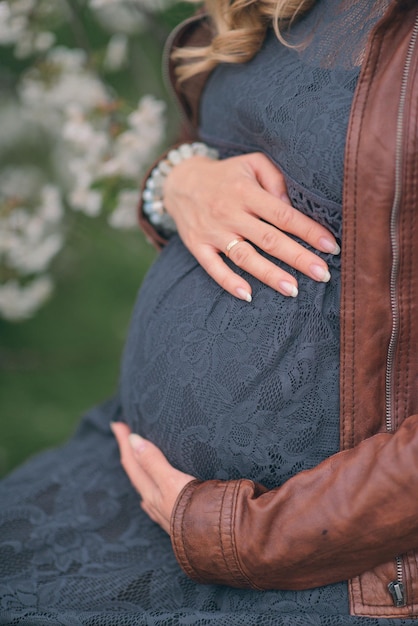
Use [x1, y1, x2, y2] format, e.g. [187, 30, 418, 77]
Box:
[170, 413, 418, 590]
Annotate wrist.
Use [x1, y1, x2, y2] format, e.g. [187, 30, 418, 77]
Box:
[142, 142, 219, 236]
[163, 154, 215, 219]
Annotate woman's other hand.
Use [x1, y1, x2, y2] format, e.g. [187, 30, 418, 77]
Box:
[163, 152, 340, 301]
[111, 422, 195, 534]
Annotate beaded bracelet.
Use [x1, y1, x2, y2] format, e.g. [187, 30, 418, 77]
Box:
[142, 142, 219, 237]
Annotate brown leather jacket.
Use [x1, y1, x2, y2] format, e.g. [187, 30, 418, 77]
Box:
[139, 0, 418, 618]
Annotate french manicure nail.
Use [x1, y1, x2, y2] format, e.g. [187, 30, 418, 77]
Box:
[319, 237, 341, 255]
[278, 281, 298, 297]
[129, 433, 146, 454]
[310, 264, 331, 282]
[236, 287, 252, 302]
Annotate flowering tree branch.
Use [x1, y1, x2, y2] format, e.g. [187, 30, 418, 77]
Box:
[0, 0, 171, 321]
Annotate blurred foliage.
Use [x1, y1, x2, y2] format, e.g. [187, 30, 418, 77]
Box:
[0, 208, 156, 477]
[0, 0, 195, 477]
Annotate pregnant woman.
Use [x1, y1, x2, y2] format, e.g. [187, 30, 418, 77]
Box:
[1, 0, 418, 624]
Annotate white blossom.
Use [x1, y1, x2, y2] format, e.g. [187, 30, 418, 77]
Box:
[0, 0, 61, 56]
[0, 170, 65, 276]
[19, 47, 109, 120]
[38, 185, 64, 223]
[101, 95, 165, 179]
[128, 95, 166, 131]
[0, 276, 53, 321]
[104, 33, 128, 72]
[14, 30, 55, 59]
[63, 108, 109, 156]
[11, 0, 37, 13]
[91, 0, 172, 9]
[69, 187, 102, 217]
[34, 30, 56, 52]
[0, 101, 44, 155]
[91, 3, 146, 35]
[8, 208, 30, 231]
[0, 0, 168, 321]
[8, 232, 64, 274]
[0, 165, 42, 200]
[0, 230, 21, 257]
[108, 189, 138, 229]
[89, 0, 117, 7]
[0, 3, 27, 45]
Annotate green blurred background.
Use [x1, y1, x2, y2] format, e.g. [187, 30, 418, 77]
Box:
[0, 2, 194, 478]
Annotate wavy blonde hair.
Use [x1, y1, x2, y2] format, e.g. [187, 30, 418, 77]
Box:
[174, 0, 316, 81]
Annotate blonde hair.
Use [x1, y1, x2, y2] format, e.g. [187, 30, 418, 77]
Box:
[174, 0, 316, 81]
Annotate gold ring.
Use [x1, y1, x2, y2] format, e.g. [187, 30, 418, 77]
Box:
[225, 237, 244, 256]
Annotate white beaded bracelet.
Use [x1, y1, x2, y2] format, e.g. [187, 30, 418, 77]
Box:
[142, 142, 219, 237]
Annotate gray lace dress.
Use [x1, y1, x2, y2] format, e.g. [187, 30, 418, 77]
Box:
[1, 0, 415, 624]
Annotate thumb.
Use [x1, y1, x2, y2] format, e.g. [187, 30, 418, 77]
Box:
[129, 433, 172, 482]
[250, 153, 290, 203]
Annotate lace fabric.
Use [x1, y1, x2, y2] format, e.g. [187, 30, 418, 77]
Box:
[0, 0, 412, 624]
[199, 0, 391, 206]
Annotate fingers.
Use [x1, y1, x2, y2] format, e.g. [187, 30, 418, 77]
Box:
[128, 433, 177, 487]
[111, 422, 167, 489]
[225, 239, 299, 297]
[197, 246, 253, 302]
[246, 153, 340, 256]
[257, 201, 340, 257]
[111, 423, 173, 533]
[246, 187, 340, 257]
[248, 152, 291, 203]
[163, 150, 340, 301]
[193, 234, 329, 302]
[111, 422, 149, 495]
[236, 217, 332, 285]
[111, 422, 195, 527]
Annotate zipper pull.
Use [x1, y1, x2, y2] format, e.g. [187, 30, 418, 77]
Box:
[388, 581, 406, 607]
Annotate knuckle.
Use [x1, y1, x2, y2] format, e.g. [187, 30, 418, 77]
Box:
[260, 267, 277, 287]
[232, 176, 247, 195]
[229, 242, 250, 266]
[210, 199, 229, 221]
[219, 274, 232, 291]
[303, 222, 317, 242]
[260, 229, 279, 253]
[291, 250, 305, 269]
[273, 203, 294, 229]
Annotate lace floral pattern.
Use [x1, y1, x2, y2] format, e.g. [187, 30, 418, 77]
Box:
[200, 0, 391, 207]
[0, 0, 410, 624]
[0, 402, 414, 625]
[121, 234, 341, 489]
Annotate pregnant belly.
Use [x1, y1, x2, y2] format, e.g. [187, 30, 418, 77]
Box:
[120, 236, 340, 489]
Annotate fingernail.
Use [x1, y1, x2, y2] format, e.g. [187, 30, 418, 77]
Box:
[129, 433, 146, 454]
[319, 237, 340, 255]
[310, 264, 331, 282]
[280, 193, 291, 205]
[278, 281, 298, 297]
[236, 287, 252, 302]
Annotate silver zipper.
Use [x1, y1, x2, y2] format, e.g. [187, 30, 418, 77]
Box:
[385, 12, 418, 609]
[388, 557, 405, 607]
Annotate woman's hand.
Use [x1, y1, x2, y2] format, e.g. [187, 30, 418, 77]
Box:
[163, 151, 340, 302]
[111, 422, 195, 534]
